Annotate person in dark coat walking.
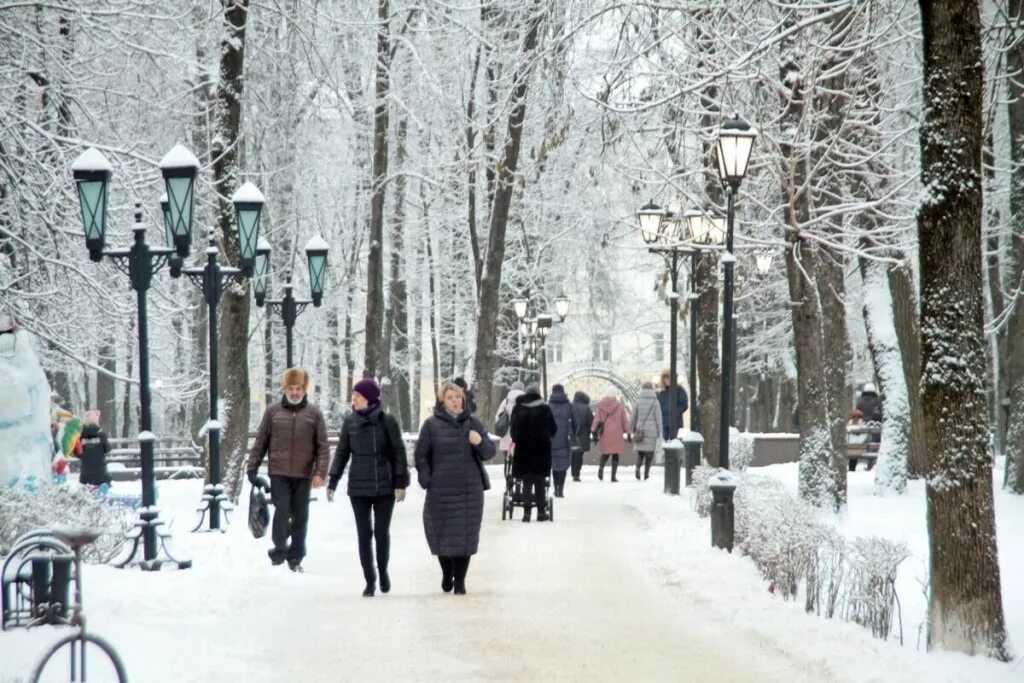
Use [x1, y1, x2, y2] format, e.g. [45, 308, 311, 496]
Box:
[509, 382, 557, 521]
[570, 391, 593, 481]
[547, 384, 575, 497]
[855, 383, 883, 444]
[77, 410, 111, 487]
[415, 381, 496, 594]
[327, 378, 409, 597]
[656, 369, 688, 441]
[246, 367, 330, 571]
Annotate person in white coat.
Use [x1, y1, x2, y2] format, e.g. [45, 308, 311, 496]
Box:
[495, 381, 525, 459]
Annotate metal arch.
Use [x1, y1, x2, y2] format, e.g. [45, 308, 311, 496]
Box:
[550, 363, 643, 406]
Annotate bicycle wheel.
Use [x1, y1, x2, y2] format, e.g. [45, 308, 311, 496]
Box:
[31, 632, 128, 682]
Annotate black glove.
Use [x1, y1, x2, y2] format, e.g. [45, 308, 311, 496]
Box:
[247, 471, 259, 486]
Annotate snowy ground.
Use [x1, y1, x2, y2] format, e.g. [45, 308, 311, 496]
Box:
[1, 462, 1021, 682]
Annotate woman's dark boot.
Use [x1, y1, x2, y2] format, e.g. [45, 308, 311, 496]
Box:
[362, 566, 376, 597]
[598, 454, 609, 480]
[379, 568, 391, 594]
[611, 456, 619, 482]
[453, 556, 470, 594]
[440, 556, 454, 593]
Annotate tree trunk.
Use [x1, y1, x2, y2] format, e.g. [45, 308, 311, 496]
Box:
[382, 118, 411, 428]
[472, 6, 544, 423]
[95, 342, 116, 436]
[212, 0, 253, 503]
[858, 248, 909, 494]
[695, 252, 721, 467]
[1003, 0, 1024, 494]
[363, 0, 391, 378]
[888, 259, 928, 477]
[918, 0, 1010, 659]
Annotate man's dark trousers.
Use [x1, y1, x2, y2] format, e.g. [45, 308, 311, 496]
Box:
[270, 475, 312, 563]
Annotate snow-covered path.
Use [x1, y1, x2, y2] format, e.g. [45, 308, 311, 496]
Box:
[2, 467, 1020, 682]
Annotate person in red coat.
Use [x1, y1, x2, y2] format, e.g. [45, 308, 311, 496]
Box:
[591, 387, 631, 482]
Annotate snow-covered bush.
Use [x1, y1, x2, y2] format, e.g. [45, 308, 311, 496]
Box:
[734, 474, 818, 599]
[0, 486, 132, 563]
[844, 536, 909, 640]
[729, 428, 755, 472]
[690, 465, 716, 516]
[804, 526, 847, 618]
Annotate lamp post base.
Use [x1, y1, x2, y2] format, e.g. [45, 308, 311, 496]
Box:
[112, 507, 192, 571]
[191, 484, 234, 533]
[709, 470, 739, 552]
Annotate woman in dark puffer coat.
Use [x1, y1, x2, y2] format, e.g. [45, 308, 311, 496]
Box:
[414, 380, 496, 594]
[327, 378, 408, 597]
[547, 384, 575, 498]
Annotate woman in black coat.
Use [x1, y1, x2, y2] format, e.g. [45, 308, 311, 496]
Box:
[570, 392, 593, 482]
[509, 383, 557, 522]
[414, 381, 496, 594]
[78, 410, 111, 487]
[327, 379, 408, 596]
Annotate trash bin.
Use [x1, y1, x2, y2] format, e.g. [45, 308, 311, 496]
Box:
[662, 440, 683, 495]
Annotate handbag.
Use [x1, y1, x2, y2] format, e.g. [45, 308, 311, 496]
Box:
[248, 477, 271, 539]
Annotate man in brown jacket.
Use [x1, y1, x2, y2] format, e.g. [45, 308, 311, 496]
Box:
[246, 367, 330, 571]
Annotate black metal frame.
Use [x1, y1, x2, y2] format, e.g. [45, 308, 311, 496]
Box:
[183, 232, 243, 532]
[92, 209, 190, 571]
[649, 246, 695, 441]
[262, 274, 311, 368]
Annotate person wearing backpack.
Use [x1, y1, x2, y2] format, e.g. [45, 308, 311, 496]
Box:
[77, 410, 111, 487]
[631, 382, 663, 480]
[495, 381, 524, 458]
[327, 378, 409, 597]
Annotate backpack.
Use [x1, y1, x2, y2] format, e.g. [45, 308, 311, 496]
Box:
[494, 403, 510, 438]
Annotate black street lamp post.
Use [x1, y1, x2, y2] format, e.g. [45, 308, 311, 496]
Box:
[715, 115, 758, 470]
[688, 250, 701, 433]
[638, 202, 693, 442]
[72, 145, 196, 570]
[512, 295, 569, 400]
[255, 235, 330, 369]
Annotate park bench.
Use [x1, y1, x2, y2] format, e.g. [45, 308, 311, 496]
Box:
[846, 422, 882, 471]
[67, 438, 203, 481]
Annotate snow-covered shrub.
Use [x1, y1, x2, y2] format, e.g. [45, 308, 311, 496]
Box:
[734, 474, 818, 599]
[804, 526, 847, 618]
[729, 428, 755, 472]
[690, 465, 716, 517]
[844, 536, 909, 639]
[0, 486, 132, 563]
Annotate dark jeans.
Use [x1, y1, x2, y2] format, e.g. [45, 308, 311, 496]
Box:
[636, 451, 653, 479]
[521, 474, 546, 514]
[570, 450, 585, 479]
[553, 470, 567, 488]
[270, 475, 312, 562]
[350, 494, 396, 581]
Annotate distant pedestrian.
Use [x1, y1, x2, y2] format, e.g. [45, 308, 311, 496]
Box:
[631, 383, 663, 480]
[855, 383, 883, 444]
[495, 380, 525, 458]
[77, 410, 111, 487]
[592, 387, 630, 482]
[547, 384, 575, 497]
[246, 367, 330, 572]
[510, 382, 557, 520]
[415, 380, 496, 594]
[570, 391, 593, 482]
[453, 376, 478, 416]
[327, 378, 409, 597]
[656, 369, 688, 441]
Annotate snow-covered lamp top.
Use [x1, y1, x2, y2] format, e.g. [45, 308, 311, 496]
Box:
[231, 182, 265, 204]
[232, 182, 265, 273]
[304, 234, 329, 305]
[71, 147, 113, 172]
[159, 144, 200, 171]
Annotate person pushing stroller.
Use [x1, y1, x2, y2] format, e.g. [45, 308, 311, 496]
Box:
[509, 382, 556, 522]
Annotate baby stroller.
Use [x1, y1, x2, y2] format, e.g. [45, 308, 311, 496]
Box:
[501, 450, 554, 522]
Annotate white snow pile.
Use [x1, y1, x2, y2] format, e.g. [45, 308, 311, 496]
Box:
[691, 466, 910, 641]
[0, 486, 133, 563]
